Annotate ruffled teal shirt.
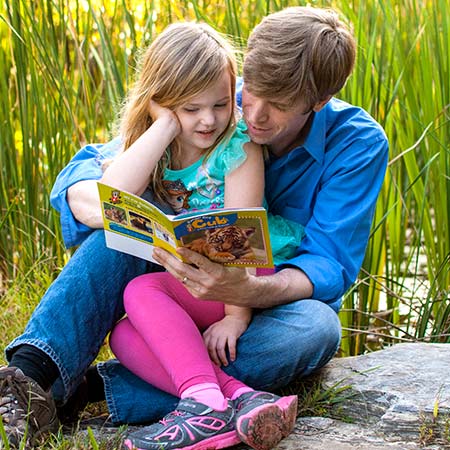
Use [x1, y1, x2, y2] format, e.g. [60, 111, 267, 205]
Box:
[163, 119, 249, 213]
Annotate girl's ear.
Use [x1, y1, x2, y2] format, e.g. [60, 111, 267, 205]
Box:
[312, 95, 332, 112]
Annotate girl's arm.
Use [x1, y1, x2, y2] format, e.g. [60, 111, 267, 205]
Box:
[223, 140, 265, 207]
[100, 112, 179, 196]
[203, 140, 265, 366]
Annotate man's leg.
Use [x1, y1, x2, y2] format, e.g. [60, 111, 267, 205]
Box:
[226, 299, 341, 389]
[5, 230, 161, 400]
[0, 229, 165, 447]
[99, 298, 340, 424]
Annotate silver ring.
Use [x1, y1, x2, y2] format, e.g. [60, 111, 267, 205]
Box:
[182, 276, 188, 284]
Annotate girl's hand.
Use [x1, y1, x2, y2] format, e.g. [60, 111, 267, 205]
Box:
[203, 315, 250, 366]
[148, 99, 181, 136]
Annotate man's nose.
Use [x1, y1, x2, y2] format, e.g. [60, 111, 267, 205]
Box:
[246, 100, 269, 124]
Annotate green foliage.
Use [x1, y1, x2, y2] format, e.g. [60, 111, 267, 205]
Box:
[0, 0, 448, 365]
[279, 377, 354, 421]
[337, 0, 449, 355]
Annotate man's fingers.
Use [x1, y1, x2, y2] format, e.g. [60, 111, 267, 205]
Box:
[177, 248, 217, 273]
[153, 248, 197, 283]
[217, 338, 228, 366]
[228, 337, 237, 362]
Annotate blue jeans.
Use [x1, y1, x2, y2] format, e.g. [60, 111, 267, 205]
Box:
[6, 229, 341, 424]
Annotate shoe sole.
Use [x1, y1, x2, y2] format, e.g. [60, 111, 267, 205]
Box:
[235, 395, 298, 450]
[123, 429, 241, 450]
[29, 414, 60, 447]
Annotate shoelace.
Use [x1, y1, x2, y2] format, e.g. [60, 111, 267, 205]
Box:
[0, 376, 26, 424]
[159, 409, 185, 425]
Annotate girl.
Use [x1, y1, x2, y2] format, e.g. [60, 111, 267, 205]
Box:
[103, 22, 299, 450]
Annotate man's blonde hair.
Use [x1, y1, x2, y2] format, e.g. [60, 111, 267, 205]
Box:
[244, 7, 356, 111]
[119, 22, 237, 200]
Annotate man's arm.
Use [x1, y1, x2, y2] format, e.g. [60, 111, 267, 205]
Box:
[67, 180, 103, 229]
[50, 139, 122, 247]
[152, 247, 313, 308]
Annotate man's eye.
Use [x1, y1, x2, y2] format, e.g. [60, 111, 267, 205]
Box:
[271, 103, 288, 111]
[215, 103, 228, 108]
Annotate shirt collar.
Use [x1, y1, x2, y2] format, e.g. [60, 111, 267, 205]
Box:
[299, 104, 327, 164]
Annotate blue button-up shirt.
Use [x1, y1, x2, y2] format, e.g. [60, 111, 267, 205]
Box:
[51, 82, 388, 312]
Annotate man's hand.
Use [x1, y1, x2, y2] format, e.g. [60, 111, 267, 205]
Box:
[203, 315, 250, 366]
[152, 247, 314, 308]
[152, 247, 254, 306]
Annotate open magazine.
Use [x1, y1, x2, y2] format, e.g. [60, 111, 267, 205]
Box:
[98, 182, 273, 268]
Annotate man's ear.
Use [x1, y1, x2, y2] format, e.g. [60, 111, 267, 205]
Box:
[312, 95, 332, 112]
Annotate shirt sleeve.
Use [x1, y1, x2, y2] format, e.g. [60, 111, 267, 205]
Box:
[50, 138, 122, 248]
[208, 119, 249, 175]
[278, 136, 389, 309]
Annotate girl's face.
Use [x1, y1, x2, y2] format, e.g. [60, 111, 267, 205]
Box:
[174, 71, 233, 157]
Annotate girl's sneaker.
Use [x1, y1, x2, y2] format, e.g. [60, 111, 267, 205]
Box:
[123, 398, 240, 450]
[233, 391, 298, 450]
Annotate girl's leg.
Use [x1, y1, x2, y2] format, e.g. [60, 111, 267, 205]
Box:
[110, 318, 253, 399]
[110, 272, 230, 409]
[111, 274, 242, 450]
[109, 318, 177, 397]
[114, 271, 298, 450]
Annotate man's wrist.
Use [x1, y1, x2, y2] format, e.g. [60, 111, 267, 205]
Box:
[241, 267, 313, 308]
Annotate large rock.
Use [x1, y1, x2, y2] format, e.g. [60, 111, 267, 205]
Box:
[275, 343, 450, 449]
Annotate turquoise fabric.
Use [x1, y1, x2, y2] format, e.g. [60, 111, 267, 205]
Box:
[268, 214, 305, 265]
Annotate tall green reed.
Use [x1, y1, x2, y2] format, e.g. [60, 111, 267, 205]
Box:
[0, 0, 448, 356]
[338, 0, 449, 354]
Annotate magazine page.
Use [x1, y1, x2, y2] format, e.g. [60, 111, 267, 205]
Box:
[98, 183, 273, 267]
[98, 182, 178, 263]
[172, 209, 274, 268]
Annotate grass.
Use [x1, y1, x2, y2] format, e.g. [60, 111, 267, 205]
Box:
[0, 0, 449, 447]
[1, 0, 448, 356]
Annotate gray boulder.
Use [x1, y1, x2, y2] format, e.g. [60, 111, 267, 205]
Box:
[274, 342, 450, 449]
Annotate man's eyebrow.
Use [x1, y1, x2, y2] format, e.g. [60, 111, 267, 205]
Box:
[270, 99, 290, 106]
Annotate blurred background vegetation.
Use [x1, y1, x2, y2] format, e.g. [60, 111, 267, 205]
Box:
[0, 0, 449, 359]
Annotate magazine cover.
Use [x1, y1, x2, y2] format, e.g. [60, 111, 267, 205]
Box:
[98, 182, 274, 268]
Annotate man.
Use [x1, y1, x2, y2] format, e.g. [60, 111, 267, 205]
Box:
[0, 6, 388, 448]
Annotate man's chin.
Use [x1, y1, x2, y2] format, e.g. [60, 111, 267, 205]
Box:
[247, 132, 270, 145]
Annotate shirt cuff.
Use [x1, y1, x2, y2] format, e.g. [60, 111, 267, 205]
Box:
[277, 254, 345, 308]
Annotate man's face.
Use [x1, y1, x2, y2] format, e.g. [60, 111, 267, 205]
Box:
[242, 87, 315, 155]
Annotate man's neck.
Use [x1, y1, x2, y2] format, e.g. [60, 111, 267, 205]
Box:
[270, 112, 315, 158]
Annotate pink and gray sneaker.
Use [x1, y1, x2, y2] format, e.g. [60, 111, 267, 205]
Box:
[123, 398, 240, 450]
[233, 391, 298, 450]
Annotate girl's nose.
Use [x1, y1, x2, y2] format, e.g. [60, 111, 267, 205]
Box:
[200, 109, 215, 126]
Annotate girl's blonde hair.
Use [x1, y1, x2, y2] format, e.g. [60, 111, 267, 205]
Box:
[119, 22, 237, 201]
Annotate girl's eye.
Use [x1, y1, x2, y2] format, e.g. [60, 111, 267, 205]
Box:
[214, 103, 228, 108]
[183, 107, 199, 113]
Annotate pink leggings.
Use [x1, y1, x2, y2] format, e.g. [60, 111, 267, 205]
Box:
[109, 272, 249, 399]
